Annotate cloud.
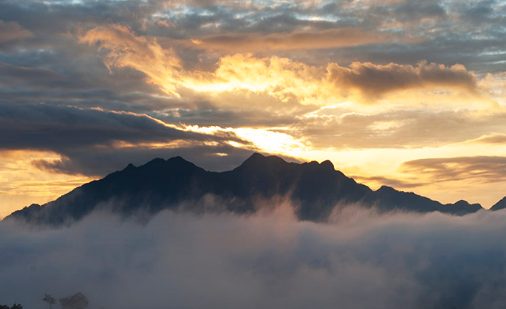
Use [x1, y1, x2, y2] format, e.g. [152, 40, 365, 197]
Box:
[290, 109, 506, 150]
[351, 175, 423, 189]
[2, 0, 506, 74]
[0, 103, 209, 151]
[0, 62, 81, 90]
[191, 28, 393, 51]
[79, 24, 183, 96]
[0, 20, 32, 43]
[186, 53, 328, 105]
[401, 156, 506, 183]
[470, 134, 506, 145]
[79, 24, 483, 105]
[0, 103, 257, 176]
[2, 207, 506, 309]
[78, 25, 328, 105]
[326, 61, 478, 101]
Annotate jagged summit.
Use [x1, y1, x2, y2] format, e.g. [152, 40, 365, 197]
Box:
[6, 153, 485, 226]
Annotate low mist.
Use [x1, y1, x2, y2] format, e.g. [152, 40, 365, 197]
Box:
[2, 203, 506, 309]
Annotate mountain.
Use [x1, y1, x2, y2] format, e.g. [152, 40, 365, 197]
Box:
[6, 153, 483, 226]
[490, 196, 506, 211]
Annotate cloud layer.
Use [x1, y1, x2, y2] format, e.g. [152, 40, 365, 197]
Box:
[2, 207, 506, 309]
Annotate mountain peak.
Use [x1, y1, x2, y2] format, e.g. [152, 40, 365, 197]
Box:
[236, 152, 286, 170]
[451, 200, 482, 209]
[123, 163, 136, 171]
[454, 200, 470, 206]
[168, 155, 186, 161]
[377, 185, 395, 192]
[320, 160, 334, 170]
[248, 152, 265, 160]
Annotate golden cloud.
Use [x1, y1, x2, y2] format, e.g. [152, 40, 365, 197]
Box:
[79, 24, 482, 106]
[79, 24, 183, 96]
[186, 53, 328, 105]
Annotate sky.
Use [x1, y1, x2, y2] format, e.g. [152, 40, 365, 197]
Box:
[1, 0, 506, 218]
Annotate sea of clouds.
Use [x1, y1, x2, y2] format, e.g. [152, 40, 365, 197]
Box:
[2, 202, 506, 309]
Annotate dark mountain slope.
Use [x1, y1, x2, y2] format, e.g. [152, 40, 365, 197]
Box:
[6, 153, 483, 225]
[490, 197, 506, 211]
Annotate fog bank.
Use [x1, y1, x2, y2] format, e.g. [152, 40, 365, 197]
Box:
[1, 205, 506, 309]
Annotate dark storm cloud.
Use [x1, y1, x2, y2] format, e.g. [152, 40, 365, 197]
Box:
[401, 156, 506, 183]
[2, 208, 506, 309]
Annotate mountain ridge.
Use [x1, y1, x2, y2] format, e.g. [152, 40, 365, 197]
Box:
[6, 153, 488, 226]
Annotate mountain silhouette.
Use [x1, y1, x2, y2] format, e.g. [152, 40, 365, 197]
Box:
[6, 153, 484, 225]
[490, 196, 506, 211]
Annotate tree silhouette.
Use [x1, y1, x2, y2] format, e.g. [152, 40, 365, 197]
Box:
[0, 304, 23, 309]
[59, 293, 88, 309]
[43, 294, 56, 309]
